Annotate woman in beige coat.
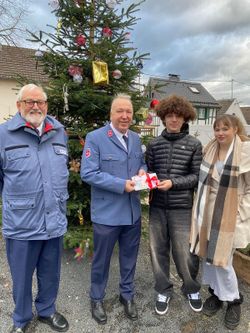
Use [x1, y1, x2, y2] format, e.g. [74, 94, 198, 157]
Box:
[190, 114, 250, 330]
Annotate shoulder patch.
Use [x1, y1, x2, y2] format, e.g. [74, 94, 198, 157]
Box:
[107, 130, 113, 137]
[85, 148, 91, 158]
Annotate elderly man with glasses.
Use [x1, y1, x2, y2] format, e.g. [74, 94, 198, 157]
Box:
[0, 84, 69, 333]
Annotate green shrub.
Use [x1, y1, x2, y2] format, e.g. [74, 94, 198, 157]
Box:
[238, 243, 250, 256]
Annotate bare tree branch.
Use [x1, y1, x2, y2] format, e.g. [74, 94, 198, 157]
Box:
[0, 0, 30, 45]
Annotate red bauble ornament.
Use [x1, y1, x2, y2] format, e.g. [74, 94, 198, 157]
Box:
[74, 0, 84, 7]
[124, 32, 131, 40]
[112, 69, 122, 79]
[75, 34, 86, 46]
[68, 65, 83, 77]
[150, 99, 160, 109]
[102, 27, 112, 38]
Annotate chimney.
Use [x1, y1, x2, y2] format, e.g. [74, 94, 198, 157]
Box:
[168, 74, 180, 81]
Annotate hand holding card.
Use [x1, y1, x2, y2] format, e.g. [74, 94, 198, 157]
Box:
[132, 173, 159, 191]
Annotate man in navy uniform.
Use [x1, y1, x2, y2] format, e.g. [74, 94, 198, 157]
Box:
[0, 84, 69, 333]
[81, 94, 146, 324]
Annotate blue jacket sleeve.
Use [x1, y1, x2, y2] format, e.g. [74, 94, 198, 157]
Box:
[0, 157, 3, 196]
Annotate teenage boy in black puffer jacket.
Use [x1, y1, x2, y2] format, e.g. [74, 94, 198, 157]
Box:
[146, 94, 202, 315]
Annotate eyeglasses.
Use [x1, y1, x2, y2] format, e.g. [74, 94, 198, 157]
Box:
[21, 100, 47, 107]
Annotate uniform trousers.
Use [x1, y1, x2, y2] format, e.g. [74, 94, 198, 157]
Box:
[149, 206, 200, 297]
[6, 237, 63, 328]
[90, 219, 141, 301]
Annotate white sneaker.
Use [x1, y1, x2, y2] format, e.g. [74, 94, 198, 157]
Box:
[155, 294, 170, 315]
[187, 292, 203, 312]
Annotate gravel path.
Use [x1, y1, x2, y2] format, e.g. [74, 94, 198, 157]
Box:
[1, 235, 249, 333]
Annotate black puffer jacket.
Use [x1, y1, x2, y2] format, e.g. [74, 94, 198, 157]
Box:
[146, 127, 202, 209]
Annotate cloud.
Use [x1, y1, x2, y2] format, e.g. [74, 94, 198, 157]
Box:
[24, 0, 250, 105]
[131, 0, 250, 104]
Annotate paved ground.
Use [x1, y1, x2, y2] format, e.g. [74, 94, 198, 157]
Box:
[0, 235, 250, 333]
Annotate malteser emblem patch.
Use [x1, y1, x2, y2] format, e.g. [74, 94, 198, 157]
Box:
[85, 148, 91, 158]
[107, 130, 113, 137]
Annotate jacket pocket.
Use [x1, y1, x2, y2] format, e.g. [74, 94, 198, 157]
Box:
[135, 152, 142, 159]
[101, 154, 119, 161]
[51, 144, 69, 187]
[5, 197, 36, 230]
[5, 146, 31, 170]
[52, 143, 68, 156]
[101, 154, 120, 173]
[8, 197, 35, 209]
[54, 190, 69, 215]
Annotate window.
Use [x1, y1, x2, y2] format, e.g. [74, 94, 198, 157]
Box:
[189, 86, 200, 94]
[198, 108, 206, 120]
[208, 108, 216, 124]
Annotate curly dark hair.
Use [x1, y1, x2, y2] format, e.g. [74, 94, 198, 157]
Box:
[156, 94, 197, 123]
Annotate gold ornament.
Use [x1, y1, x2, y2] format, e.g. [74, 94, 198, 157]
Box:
[92, 61, 109, 85]
[57, 19, 62, 37]
[69, 159, 81, 173]
[135, 107, 149, 121]
[78, 209, 84, 225]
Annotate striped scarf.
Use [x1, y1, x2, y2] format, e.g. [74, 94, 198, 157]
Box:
[190, 135, 241, 267]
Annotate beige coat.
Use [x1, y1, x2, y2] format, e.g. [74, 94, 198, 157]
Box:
[233, 141, 250, 249]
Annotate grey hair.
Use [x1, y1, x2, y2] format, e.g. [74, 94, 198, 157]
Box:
[17, 84, 47, 101]
[112, 93, 131, 104]
[111, 93, 132, 111]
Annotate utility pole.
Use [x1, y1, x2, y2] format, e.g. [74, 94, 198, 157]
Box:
[231, 78, 234, 99]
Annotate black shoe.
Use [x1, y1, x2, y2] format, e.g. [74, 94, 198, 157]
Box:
[10, 326, 27, 333]
[38, 312, 69, 332]
[119, 295, 138, 321]
[155, 294, 171, 315]
[224, 295, 243, 330]
[187, 292, 203, 312]
[203, 294, 223, 316]
[91, 300, 107, 325]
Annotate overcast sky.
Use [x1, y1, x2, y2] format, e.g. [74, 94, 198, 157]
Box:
[26, 0, 250, 105]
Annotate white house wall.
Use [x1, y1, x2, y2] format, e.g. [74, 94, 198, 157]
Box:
[0, 79, 18, 123]
[225, 101, 247, 125]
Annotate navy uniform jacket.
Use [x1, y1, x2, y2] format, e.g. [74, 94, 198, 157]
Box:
[80, 124, 146, 226]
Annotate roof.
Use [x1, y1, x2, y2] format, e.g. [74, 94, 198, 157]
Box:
[217, 99, 234, 116]
[146, 76, 220, 108]
[240, 106, 250, 125]
[0, 45, 48, 82]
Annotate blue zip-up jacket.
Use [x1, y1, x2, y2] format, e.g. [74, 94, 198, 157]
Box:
[0, 112, 69, 240]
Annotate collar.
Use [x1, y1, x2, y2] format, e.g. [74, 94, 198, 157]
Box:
[7, 112, 63, 132]
[162, 128, 186, 141]
[36, 122, 44, 136]
[110, 122, 128, 140]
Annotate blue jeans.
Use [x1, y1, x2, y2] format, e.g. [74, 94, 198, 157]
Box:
[149, 206, 200, 297]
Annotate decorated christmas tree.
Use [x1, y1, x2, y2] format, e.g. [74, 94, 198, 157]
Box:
[28, 0, 149, 255]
